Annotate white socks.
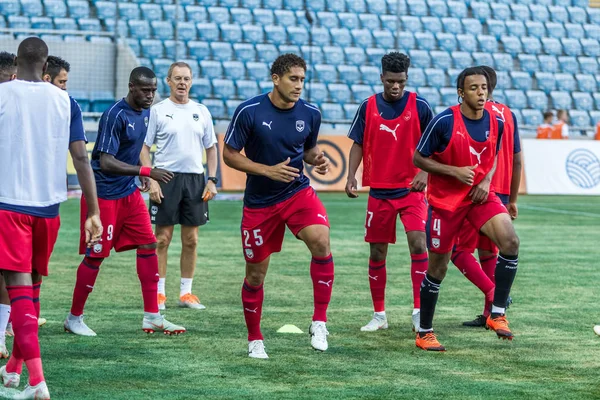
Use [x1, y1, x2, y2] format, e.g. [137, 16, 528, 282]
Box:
[491, 305, 506, 315]
[180, 278, 193, 297]
[0, 304, 9, 342]
[374, 311, 386, 319]
[158, 278, 166, 295]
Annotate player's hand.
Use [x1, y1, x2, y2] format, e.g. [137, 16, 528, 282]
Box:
[149, 180, 163, 204]
[507, 202, 518, 220]
[410, 170, 428, 192]
[203, 180, 218, 202]
[140, 176, 151, 192]
[84, 214, 103, 248]
[345, 176, 359, 198]
[265, 157, 300, 183]
[454, 165, 477, 186]
[469, 178, 490, 204]
[150, 168, 174, 183]
[313, 153, 330, 175]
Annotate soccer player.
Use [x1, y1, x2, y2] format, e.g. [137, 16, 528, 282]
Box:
[536, 111, 554, 139]
[345, 52, 433, 332]
[0, 37, 102, 399]
[223, 54, 333, 359]
[452, 65, 522, 327]
[65, 67, 186, 337]
[140, 62, 218, 311]
[413, 67, 520, 351]
[42, 55, 69, 90]
[0, 51, 16, 83]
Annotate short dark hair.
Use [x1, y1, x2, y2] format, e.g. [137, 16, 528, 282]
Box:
[167, 61, 192, 78]
[17, 37, 48, 66]
[457, 66, 488, 90]
[0, 51, 16, 74]
[381, 52, 410, 74]
[270, 53, 306, 76]
[46, 55, 70, 81]
[129, 66, 156, 84]
[479, 65, 497, 94]
[543, 111, 554, 120]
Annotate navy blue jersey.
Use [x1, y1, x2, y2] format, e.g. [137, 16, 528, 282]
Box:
[510, 112, 521, 154]
[0, 96, 87, 218]
[224, 93, 321, 208]
[91, 99, 149, 200]
[348, 91, 434, 200]
[417, 109, 504, 158]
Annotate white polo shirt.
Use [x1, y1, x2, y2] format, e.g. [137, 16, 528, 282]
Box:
[145, 98, 217, 174]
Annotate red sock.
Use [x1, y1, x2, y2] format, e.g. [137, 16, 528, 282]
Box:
[242, 279, 264, 341]
[6, 286, 44, 385]
[6, 341, 23, 374]
[452, 251, 495, 295]
[310, 254, 334, 322]
[410, 253, 428, 309]
[368, 259, 386, 312]
[136, 248, 159, 313]
[480, 255, 498, 284]
[70, 257, 103, 317]
[32, 282, 41, 318]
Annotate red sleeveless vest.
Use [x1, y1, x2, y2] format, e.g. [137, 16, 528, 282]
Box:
[486, 101, 515, 196]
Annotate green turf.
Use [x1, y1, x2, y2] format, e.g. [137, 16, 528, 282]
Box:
[8, 194, 600, 399]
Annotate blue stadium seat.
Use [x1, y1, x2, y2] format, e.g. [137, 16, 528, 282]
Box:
[176, 22, 197, 41]
[152, 59, 172, 79]
[222, 61, 245, 80]
[207, 7, 229, 24]
[21, 0, 42, 17]
[437, 33, 457, 52]
[325, 28, 350, 48]
[542, 37, 562, 55]
[510, 3, 530, 22]
[366, 0, 386, 14]
[78, 18, 100, 31]
[42, 34, 64, 42]
[221, 23, 243, 43]
[188, 41, 210, 60]
[279, 44, 301, 56]
[578, 57, 598, 75]
[286, 0, 307, 11]
[203, 99, 226, 119]
[565, 23, 584, 40]
[477, 35, 498, 52]
[555, 72, 576, 91]
[464, 18, 485, 34]
[328, 83, 350, 103]
[262, 25, 286, 46]
[521, 109, 542, 126]
[373, 30, 394, 48]
[95, 1, 116, 20]
[589, 7, 600, 25]
[584, 24, 600, 41]
[545, 22, 565, 39]
[440, 87, 456, 106]
[501, 36, 522, 57]
[429, 0, 448, 18]
[401, 16, 422, 32]
[67, 0, 88, 18]
[548, 6, 569, 23]
[397, 31, 415, 50]
[422, 17, 443, 34]
[351, 84, 372, 102]
[191, 78, 211, 99]
[139, 4, 162, 21]
[486, 20, 505, 39]
[518, 54, 539, 74]
[511, 71, 532, 91]
[572, 92, 594, 112]
[594, 93, 600, 110]
[529, 4, 549, 22]
[327, 0, 345, 12]
[319, 11, 340, 29]
[220, 0, 239, 7]
[253, 43, 276, 63]
[496, 71, 511, 89]
[344, 103, 360, 120]
[417, 87, 440, 108]
[200, 60, 223, 79]
[472, 52, 493, 68]
[504, 89, 527, 109]
[447, 0, 467, 18]
[54, 17, 76, 30]
[366, 48, 385, 65]
[409, 67, 426, 87]
[351, 28, 373, 48]
[409, 50, 430, 69]
[550, 91, 572, 109]
[430, 50, 452, 69]
[226, 99, 243, 118]
[521, 37, 542, 55]
[44, 0, 67, 17]
[471, 2, 490, 22]
[534, 72, 555, 93]
[90, 91, 115, 113]
[262, 0, 282, 9]
[414, 32, 436, 51]
[451, 51, 473, 69]
[345, 47, 366, 65]
[538, 54, 559, 73]
[305, 82, 328, 104]
[525, 21, 545, 38]
[315, 64, 337, 83]
[212, 79, 235, 99]
[197, 22, 219, 42]
[180, 59, 200, 77]
[152, 21, 174, 41]
[337, 65, 361, 86]
[380, 15, 398, 30]
[358, 14, 379, 32]
[581, 39, 600, 57]
[274, 9, 295, 26]
[236, 80, 260, 99]
[251, 9, 273, 26]
[0, 0, 20, 16]
[31, 16, 52, 29]
[295, 10, 312, 26]
[490, 3, 510, 20]
[323, 46, 345, 65]
[154, 0, 173, 5]
[406, 0, 427, 16]
[590, 110, 600, 126]
[338, 12, 359, 30]
[447, 68, 462, 87]
[559, 56, 579, 74]
[561, 38, 582, 57]
[425, 68, 445, 88]
[246, 61, 269, 80]
[185, 5, 206, 23]
[492, 54, 512, 71]
[242, 25, 263, 44]
[512, 109, 523, 126]
[442, 17, 462, 34]
[302, 45, 325, 64]
[197, 0, 217, 6]
[569, 110, 590, 127]
[505, 20, 526, 38]
[567, 6, 587, 24]
[321, 103, 344, 120]
[118, 3, 139, 20]
[70, 90, 90, 112]
[163, 5, 184, 21]
[140, 39, 163, 59]
[210, 42, 233, 62]
[125, 20, 147, 39]
[526, 90, 547, 109]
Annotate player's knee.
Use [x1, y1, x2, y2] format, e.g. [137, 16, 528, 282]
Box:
[408, 238, 427, 255]
[309, 236, 330, 257]
[156, 232, 172, 248]
[245, 268, 266, 287]
[181, 233, 198, 250]
[498, 234, 520, 255]
[369, 244, 387, 261]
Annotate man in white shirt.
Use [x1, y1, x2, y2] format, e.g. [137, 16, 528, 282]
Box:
[141, 62, 218, 311]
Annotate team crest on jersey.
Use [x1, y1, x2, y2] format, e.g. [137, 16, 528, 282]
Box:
[144, 116, 149, 127]
[193, 113, 199, 121]
[151, 206, 158, 215]
[245, 248, 254, 259]
[296, 120, 305, 132]
[485, 131, 490, 139]
[93, 244, 103, 254]
[431, 238, 440, 249]
[403, 111, 412, 121]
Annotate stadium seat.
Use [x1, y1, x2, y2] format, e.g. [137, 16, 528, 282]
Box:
[511, 3, 530, 22]
[78, 18, 100, 31]
[526, 90, 547, 109]
[302, 45, 324, 64]
[235, 80, 259, 100]
[456, 34, 477, 53]
[351, 28, 373, 48]
[472, 52, 493, 68]
[278, 44, 301, 56]
[200, 60, 223, 79]
[564, 23, 584, 40]
[190, 78, 211, 99]
[409, 67, 426, 88]
[496, 71, 511, 90]
[505, 20, 526, 38]
[590, 110, 600, 127]
[225, 99, 241, 118]
[185, 5, 206, 23]
[525, 21, 546, 38]
[330, 28, 352, 47]
[380, 15, 398, 30]
[373, 30, 394, 48]
[580, 39, 600, 57]
[44, 0, 67, 18]
[140, 4, 162, 21]
[319, 46, 344, 65]
[417, 87, 440, 108]
[328, 83, 350, 104]
[491, 53, 511, 71]
[244, 61, 267, 81]
[212, 79, 235, 100]
[286, 0, 307, 11]
[572, 92, 593, 112]
[406, 0, 426, 16]
[437, 33, 457, 52]
[397, 31, 415, 50]
[486, 20, 505, 39]
[140, 39, 163, 59]
[202, 99, 225, 119]
[53, 17, 76, 30]
[305, 82, 328, 104]
[478, 35, 498, 53]
[0, 0, 20, 17]
[548, 5, 568, 23]
[295, 10, 312, 27]
[220, 0, 239, 7]
[561, 38, 582, 57]
[429, 0, 448, 18]
[578, 57, 598, 75]
[529, 4, 550, 23]
[451, 51, 473, 69]
[538, 54, 559, 73]
[501, 36, 522, 57]
[430, 50, 452, 70]
[95, 1, 116, 20]
[274, 9, 296, 26]
[151, 21, 174, 41]
[356, 65, 376, 86]
[584, 24, 600, 41]
[197, 22, 219, 42]
[471, 2, 490, 22]
[542, 37, 562, 55]
[567, 6, 586, 24]
[207, 7, 229, 24]
[264, 25, 287, 46]
[550, 91, 572, 109]
[221, 24, 243, 43]
[118, 3, 139, 20]
[253, 44, 275, 64]
[343, 103, 360, 120]
[366, 0, 386, 14]
[338, 12, 359, 30]
[569, 110, 590, 127]
[337, 65, 361, 86]
[222, 61, 245, 81]
[545, 22, 566, 39]
[359, 14, 381, 31]
[554, 72, 576, 92]
[90, 91, 115, 113]
[521, 109, 543, 126]
[314, 64, 337, 84]
[351, 84, 372, 102]
[490, 2, 510, 21]
[31, 16, 52, 29]
[231, 8, 253, 25]
[558, 56, 579, 74]
[128, 20, 149, 40]
[409, 50, 430, 69]
[345, 47, 367, 65]
[511, 71, 532, 91]
[594, 93, 600, 110]
[319, 11, 340, 29]
[21, 0, 43, 17]
[422, 17, 443, 35]
[180, 59, 200, 78]
[425, 68, 445, 88]
[152, 59, 172, 79]
[414, 32, 436, 51]
[534, 72, 555, 93]
[321, 103, 344, 120]
[441, 17, 462, 35]
[242, 25, 263, 44]
[327, 0, 345, 13]
[447, 0, 467, 18]
[440, 87, 456, 107]
[366, 48, 385, 65]
[518, 54, 539, 74]
[504, 90, 527, 109]
[401, 16, 422, 32]
[188, 41, 210, 60]
[522, 37, 542, 55]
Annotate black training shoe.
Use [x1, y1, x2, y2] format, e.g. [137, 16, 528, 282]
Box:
[462, 314, 486, 327]
[506, 296, 513, 309]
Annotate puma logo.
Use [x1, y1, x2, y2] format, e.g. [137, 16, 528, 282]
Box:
[262, 121, 272, 130]
[379, 123, 400, 140]
[128, 122, 135, 130]
[415, 271, 427, 276]
[469, 146, 487, 164]
[368, 275, 377, 281]
[317, 214, 327, 221]
[245, 307, 258, 313]
[25, 314, 37, 320]
[491, 105, 506, 122]
[456, 130, 465, 138]
[86, 285, 94, 289]
[166, 114, 173, 119]
[318, 280, 332, 287]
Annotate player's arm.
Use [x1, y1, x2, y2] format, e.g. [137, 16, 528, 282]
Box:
[202, 108, 219, 201]
[302, 109, 329, 175]
[508, 114, 522, 219]
[99, 152, 172, 183]
[139, 144, 162, 198]
[411, 97, 435, 192]
[469, 117, 504, 204]
[223, 144, 299, 183]
[345, 101, 366, 198]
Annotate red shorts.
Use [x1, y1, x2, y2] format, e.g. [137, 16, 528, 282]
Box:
[80, 190, 156, 258]
[454, 220, 499, 253]
[0, 210, 60, 276]
[241, 187, 329, 263]
[365, 192, 427, 244]
[428, 193, 507, 254]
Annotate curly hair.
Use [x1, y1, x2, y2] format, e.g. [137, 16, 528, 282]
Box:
[456, 66, 488, 90]
[46, 55, 70, 81]
[381, 52, 410, 74]
[270, 53, 306, 76]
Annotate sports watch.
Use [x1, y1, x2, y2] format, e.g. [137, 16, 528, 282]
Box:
[207, 176, 219, 184]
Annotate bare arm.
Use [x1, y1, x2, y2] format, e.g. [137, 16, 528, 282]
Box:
[345, 142, 363, 198]
[202, 145, 219, 201]
[99, 152, 173, 183]
[304, 144, 330, 175]
[223, 143, 299, 183]
[507, 152, 522, 219]
[413, 151, 474, 183]
[140, 145, 152, 167]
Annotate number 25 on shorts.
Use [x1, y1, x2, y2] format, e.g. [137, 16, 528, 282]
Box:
[243, 229, 263, 247]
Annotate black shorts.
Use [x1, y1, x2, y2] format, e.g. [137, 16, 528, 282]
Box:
[149, 173, 209, 226]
